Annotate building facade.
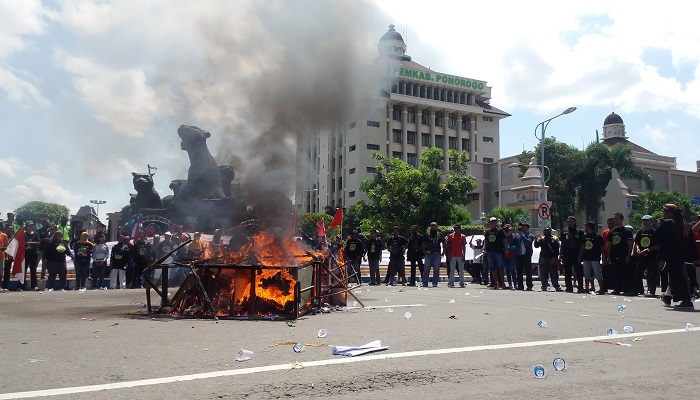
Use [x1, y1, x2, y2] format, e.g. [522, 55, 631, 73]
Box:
[296, 25, 509, 220]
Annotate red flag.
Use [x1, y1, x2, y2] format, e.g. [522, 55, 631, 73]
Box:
[131, 214, 141, 242]
[327, 208, 343, 230]
[6, 227, 26, 284]
[316, 219, 326, 237]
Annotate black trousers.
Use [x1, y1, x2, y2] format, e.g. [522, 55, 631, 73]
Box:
[46, 260, 67, 290]
[635, 255, 657, 295]
[385, 258, 406, 284]
[610, 257, 629, 293]
[470, 261, 482, 283]
[539, 257, 561, 289]
[407, 257, 423, 285]
[516, 254, 533, 289]
[25, 251, 39, 289]
[1, 259, 11, 289]
[667, 261, 691, 303]
[562, 256, 583, 291]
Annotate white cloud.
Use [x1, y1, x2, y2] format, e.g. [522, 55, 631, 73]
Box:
[23, 175, 81, 206]
[0, 0, 44, 57]
[0, 158, 15, 177]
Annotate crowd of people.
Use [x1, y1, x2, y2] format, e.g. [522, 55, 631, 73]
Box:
[302, 203, 700, 310]
[0, 213, 210, 292]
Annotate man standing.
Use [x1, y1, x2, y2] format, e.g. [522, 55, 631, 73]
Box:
[365, 229, 383, 286]
[56, 217, 71, 242]
[0, 224, 9, 292]
[560, 216, 585, 293]
[344, 229, 365, 284]
[483, 217, 506, 290]
[109, 235, 130, 289]
[514, 222, 534, 291]
[132, 236, 151, 289]
[422, 222, 444, 288]
[406, 225, 424, 286]
[37, 218, 52, 280]
[600, 217, 615, 293]
[634, 215, 657, 297]
[446, 224, 467, 288]
[607, 212, 634, 296]
[385, 227, 408, 285]
[579, 222, 604, 294]
[535, 228, 562, 292]
[24, 221, 41, 290]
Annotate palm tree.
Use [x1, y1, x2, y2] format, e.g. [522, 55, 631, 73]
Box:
[572, 142, 653, 224]
[488, 206, 530, 227]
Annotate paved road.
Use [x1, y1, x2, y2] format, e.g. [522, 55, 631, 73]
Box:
[1, 284, 698, 399]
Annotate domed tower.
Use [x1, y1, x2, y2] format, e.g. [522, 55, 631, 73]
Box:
[377, 24, 411, 61]
[602, 112, 626, 140]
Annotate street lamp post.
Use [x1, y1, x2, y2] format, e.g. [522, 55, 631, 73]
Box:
[534, 107, 576, 203]
[90, 200, 106, 220]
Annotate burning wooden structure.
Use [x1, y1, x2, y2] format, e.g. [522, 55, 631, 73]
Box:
[142, 226, 363, 320]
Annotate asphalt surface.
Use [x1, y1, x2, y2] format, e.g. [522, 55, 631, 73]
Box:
[1, 283, 698, 399]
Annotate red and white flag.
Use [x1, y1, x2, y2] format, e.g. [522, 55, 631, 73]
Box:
[6, 227, 26, 284]
[131, 214, 142, 242]
[316, 219, 326, 237]
[327, 207, 343, 230]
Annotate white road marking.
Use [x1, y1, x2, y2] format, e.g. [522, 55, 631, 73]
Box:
[0, 327, 695, 399]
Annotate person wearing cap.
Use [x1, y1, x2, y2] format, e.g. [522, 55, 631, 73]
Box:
[633, 215, 658, 297]
[483, 217, 506, 290]
[654, 204, 694, 308]
[535, 227, 563, 292]
[157, 232, 175, 259]
[560, 216, 585, 293]
[446, 224, 467, 288]
[606, 212, 634, 296]
[406, 225, 424, 286]
[422, 222, 445, 287]
[514, 222, 534, 291]
[579, 222, 605, 295]
[24, 221, 41, 290]
[384, 226, 408, 286]
[502, 224, 518, 289]
[109, 235, 130, 289]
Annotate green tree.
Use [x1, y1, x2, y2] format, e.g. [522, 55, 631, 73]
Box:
[571, 143, 653, 225]
[519, 138, 584, 228]
[298, 212, 340, 238]
[14, 201, 70, 225]
[360, 148, 478, 234]
[487, 206, 530, 227]
[632, 190, 700, 222]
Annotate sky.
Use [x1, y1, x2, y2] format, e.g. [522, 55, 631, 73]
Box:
[1, 0, 699, 222]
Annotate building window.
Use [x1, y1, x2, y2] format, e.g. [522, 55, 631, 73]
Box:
[392, 105, 402, 121]
[349, 167, 356, 175]
[366, 167, 376, 174]
[407, 131, 416, 145]
[483, 116, 493, 122]
[349, 191, 356, 198]
[367, 120, 380, 127]
[349, 144, 356, 152]
[422, 133, 431, 147]
[435, 135, 444, 148]
[483, 157, 494, 163]
[467, 193, 479, 201]
[462, 116, 468, 130]
[331, 179, 335, 192]
[407, 153, 417, 167]
[462, 138, 470, 152]
[448, 114, 457, 129]
[435, 111, 444, 127]
[408, 107, 416, 123]
[482, 136, 494, 143]
[392, 129, 402, 143]
[448, 137, 457, 150]
[421, 109, 429, 125]
[392, 151, 402, 160]
[349, 121, 356, 129]
[338, 177, 343, 190]
[339, 155, 343, 168]
[367, 143, 380, 151]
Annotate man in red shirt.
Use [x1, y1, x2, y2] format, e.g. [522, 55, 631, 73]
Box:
[446, 224, 467, 288]
[600, 217, 614, 294]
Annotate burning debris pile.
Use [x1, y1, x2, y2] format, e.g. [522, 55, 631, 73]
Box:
[143, 222, 360, 320]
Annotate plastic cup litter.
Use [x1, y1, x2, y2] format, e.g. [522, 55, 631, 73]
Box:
[404, 311, 412, 319]
[235, 348, 253, 362]
[448, 298, 456, 304]
[537, 320, 548, 328]
[533, 364, 547, 379]
[352, 301, 358, 308]
[317, 328, 327, 338]
[384, 297, 390, 303]
[617, 304, 626, 312]
[623, 325, 634, 333]
[685, 323, 694, 331]
[293, 343, 305, 353]
[607, 328, 618, 335]
[553, 358, 566, 371]
[384, 307, 394, 313]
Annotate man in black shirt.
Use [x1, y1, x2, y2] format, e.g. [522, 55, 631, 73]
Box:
[579, 222, 604, 294]
[344, 230, 365, 284]
[606, 212, 634, 295]
[634, 215, 657, 297]
[535, 228, 562, 292]
[24, 221, 41, 290]
[385, 226, 408, 285]
[406, 225, 424, 286]
[560, 216, 585, 293]
[37, 218, 53, 280]
[422, 222, 444, 287]
[483, 217, 506, 289]
[365, 229, 384, 286]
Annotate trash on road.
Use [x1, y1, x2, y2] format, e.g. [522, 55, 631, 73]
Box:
[537, 320, 548, 328]
[617, 305, 626, 312]
[317, 328, 328, 338]
[685, 322, 694, 331]
[293, 343, 305, 353]
[332, 340, 388, 357]
[623, 325, 634, 333]
[607, 328, 618, 335]
[533, 365, 546, 379]
[552, 358, 566, 371]
[235, 348, 253, 362]
[404, 311, 412, 319]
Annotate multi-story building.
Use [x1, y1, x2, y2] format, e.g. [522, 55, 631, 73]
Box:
[296, 25, 510, 220]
